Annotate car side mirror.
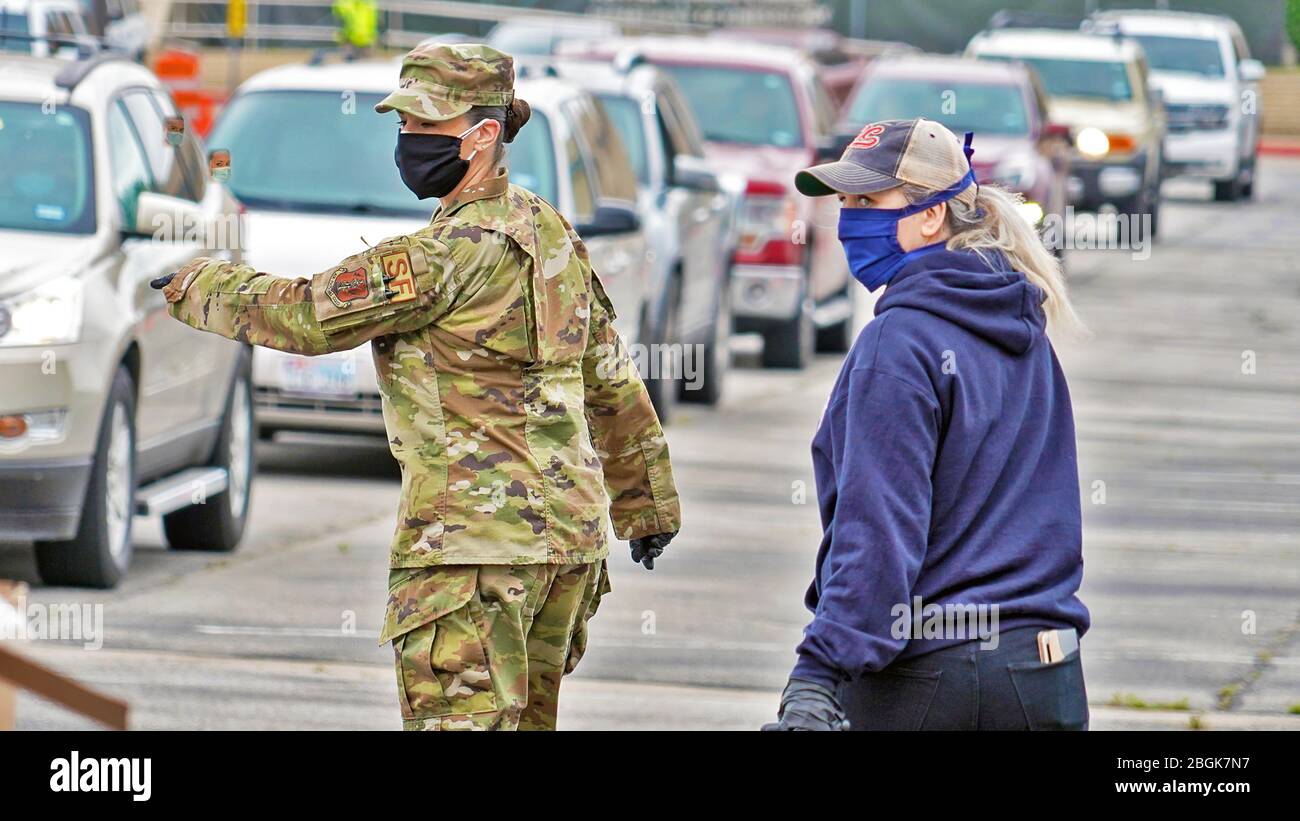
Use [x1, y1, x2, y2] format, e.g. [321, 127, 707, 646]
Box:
[1238, 58, 1265, 83]
[575, 202, 640, 239]
[816, 131, 853, 163]
[671, 154, 719, 192]
[132, 191, 206, 242]
[1042, 122, 1071, 141]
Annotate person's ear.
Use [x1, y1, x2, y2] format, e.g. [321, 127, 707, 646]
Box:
[474, 119, 501, 152]
[919, 202, 947, 240]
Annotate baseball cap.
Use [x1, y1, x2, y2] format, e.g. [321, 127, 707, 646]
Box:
[795, 118, 978, 210]
[375, 43, 515, 122]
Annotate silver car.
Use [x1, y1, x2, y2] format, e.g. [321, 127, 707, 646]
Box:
[0, 53, 253, 588]
[552, 57, 735, 418]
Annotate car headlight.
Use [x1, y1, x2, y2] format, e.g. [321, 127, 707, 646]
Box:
[1016, 201, 1045, 226]
[1076, 127, 1110, 158]
[0, 277, 85, 347]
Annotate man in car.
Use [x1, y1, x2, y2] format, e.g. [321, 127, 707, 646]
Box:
[154, 43, 681, 731]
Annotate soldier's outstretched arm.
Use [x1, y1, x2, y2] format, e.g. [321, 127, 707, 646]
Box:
[581, 272, 682, 543]
[158, 234, 468, 355]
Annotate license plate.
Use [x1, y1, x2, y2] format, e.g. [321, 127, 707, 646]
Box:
[278, 355, 355, 398]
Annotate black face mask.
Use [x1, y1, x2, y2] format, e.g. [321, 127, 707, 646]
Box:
[394, 120, 486, 200]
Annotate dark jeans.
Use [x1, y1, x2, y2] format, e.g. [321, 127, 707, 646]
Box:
[837, 625, 1089, 731]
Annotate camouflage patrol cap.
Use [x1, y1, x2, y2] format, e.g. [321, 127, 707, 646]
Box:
[375, 43, 515, 121]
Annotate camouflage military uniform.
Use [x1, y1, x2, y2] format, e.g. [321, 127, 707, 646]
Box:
[163, 43, 680, 731]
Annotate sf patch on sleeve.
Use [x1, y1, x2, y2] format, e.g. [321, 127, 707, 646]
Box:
[314, 239, 430, 335]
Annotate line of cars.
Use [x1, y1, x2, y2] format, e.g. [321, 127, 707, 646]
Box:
[0, 8, 1268, 588]
[821, 8, 1264, 253]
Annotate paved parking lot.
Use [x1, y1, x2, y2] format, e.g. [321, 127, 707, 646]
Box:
[5, 157, 1299, 730]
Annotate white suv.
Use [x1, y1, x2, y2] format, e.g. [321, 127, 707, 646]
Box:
[1088, 10, 1264, 201]
[0, 53, 252, 587]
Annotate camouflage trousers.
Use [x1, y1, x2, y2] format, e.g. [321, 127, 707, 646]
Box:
[388, 561, 610, 731]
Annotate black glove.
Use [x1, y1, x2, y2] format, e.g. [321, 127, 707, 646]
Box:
[629, 531, 675, 570]
[761, 678, 850, 731]
[150, 271, 177, 289]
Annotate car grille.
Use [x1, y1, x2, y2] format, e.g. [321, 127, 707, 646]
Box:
[254, 386, 384, 417]
[1164, 103, 1230, 132]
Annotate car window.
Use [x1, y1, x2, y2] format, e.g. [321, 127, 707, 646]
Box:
[809, 76, 837, 135]
[1129, 35, 1225, 78]
[849, 78, 1030, 136]
[207, 89, 426, 216]
[658, 63, 803, 148]
[595, 94, 649, 187]
[106, 100, 153, 229]
[982, 55, 1132, 102]
[567, 96, 637, 202]
[659, 88, 705, 157]
[120, 90, 195, 201]
[505, 108, 557, 205]
[564, 133, 596, 224]
[46, 11, 73, 37]
[0, 101, 96, 234]
[150, 89, 207, 200]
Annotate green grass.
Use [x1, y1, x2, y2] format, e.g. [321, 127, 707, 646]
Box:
[1108, 693, 1191, 711]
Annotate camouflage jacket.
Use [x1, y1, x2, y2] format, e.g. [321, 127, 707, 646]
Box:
[165, 170, 680, 570]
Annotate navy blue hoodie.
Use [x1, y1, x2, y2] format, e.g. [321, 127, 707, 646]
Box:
[792, 246, 1090, 691]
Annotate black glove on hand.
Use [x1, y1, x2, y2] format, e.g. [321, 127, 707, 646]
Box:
[629, 531, 675, 570]
[150, 271, 177, 290]
[761, 678, 851, 731]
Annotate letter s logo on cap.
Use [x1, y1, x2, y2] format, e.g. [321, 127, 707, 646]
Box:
[850, 123, 886, 150]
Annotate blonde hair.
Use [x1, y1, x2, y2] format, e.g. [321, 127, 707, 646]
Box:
[900, 182, 1085, 337]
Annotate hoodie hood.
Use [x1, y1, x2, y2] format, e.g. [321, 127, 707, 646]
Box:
[875, 247, 1046, 355]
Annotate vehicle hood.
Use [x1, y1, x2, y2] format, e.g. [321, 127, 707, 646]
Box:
[701, 142, 811, 190]
[1145, 72, 1234, 105]
[1044, 97, 1148, 133]
[0, 231, 106, 298]
[238, 209, 432, 277]
[967, 133, 1034, 176]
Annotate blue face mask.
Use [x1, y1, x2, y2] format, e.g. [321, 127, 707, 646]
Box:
[837, 168, 977, 292]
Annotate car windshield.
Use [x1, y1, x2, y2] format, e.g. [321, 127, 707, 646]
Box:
[208, 89, 430, 216]
[504, 108, 556, 204]
[595, 94, 648, 186]
[984, 55, 1132, 102]
[0, 101, 96, 233]
[657, 63, 803, 148]
[848, 78, 1030, 135]
[1130, 35, 1225, 78]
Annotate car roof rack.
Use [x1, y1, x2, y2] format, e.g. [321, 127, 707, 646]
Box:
[985, 10, 1083, 31]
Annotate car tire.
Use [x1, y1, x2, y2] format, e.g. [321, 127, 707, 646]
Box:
[35, 367, 137, 589]
[815, 284, 854, 354]
[1240, 153, 1257, 200]
[163, 350, 255, 552]
[761, 296, 814, 370]
[682, 281, 731, 405]
[642, 276, 681, 425]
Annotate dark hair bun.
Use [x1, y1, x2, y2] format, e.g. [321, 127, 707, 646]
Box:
[503, 98, 531, 143]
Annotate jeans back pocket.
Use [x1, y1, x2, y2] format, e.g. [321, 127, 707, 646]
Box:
[839, 667, 943, 731]
[1006, 652, 1089, 731]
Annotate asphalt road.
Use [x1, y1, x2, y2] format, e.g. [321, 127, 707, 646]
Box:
[5, 157, 1299, 731]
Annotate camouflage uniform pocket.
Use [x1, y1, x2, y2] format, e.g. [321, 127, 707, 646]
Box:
[387, 567, 499, 723]
[564, 560, 612, 675]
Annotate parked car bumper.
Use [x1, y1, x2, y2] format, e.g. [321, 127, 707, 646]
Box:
[0, 457, 92, 541]
[730, 263, 803, 324]
[1163, 129, 1239, 181]
[252, 347, 387, 437]
[1067, 151, 1149, 209]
